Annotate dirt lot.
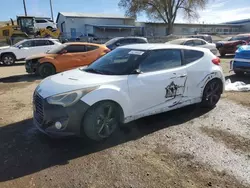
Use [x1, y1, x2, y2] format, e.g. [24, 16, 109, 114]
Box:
[0, 59, 250, 188]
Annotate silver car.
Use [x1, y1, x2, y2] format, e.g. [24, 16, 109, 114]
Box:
[166, 38, 218, 55]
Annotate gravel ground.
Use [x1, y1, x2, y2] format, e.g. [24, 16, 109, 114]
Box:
[0, 59, 250, 188]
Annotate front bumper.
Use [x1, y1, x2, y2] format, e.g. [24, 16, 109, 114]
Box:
[25, 59, 40, 73]
[33, 93, 90, 137]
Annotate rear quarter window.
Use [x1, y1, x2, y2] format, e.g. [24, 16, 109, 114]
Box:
[86, 45, 99, 51]
[183, 50, 204, 64]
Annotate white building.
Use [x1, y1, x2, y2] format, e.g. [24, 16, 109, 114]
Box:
[56, 12, 138, 39]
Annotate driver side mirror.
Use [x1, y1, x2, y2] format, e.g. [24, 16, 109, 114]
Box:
[116, 42, 121, 47]
[131, 69, 142, 74]
[18, 45, 23, 49]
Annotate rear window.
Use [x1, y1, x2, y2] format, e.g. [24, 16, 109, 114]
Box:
[183, 50, 204, 64]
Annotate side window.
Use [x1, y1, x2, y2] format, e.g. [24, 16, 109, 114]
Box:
[134, 38, 147, 43]
[65, 45, 86, 53]
[21, 40, 35, 47]
[184, 40, 194, 46]
[35, 40, 53, 46]
[183, 50, 204, 64]
[85, 45, 99, 51]
[193, 40, 204, 46]
[35, 20, 47, 23]
[139, 49, 182, 73]
[117, 39, 130, 45]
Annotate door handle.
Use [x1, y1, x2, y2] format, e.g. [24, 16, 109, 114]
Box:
[178, 74, 187, 78]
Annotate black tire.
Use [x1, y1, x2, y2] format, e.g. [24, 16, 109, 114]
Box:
[1, 54, 16, 66]
[201, 79, 223, 108]
[235, 71, 244, 76]
[82, 101, 120, 141]
[38, 63, 56, 78]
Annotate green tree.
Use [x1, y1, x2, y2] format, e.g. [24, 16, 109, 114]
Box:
[119, 0, 210, 35]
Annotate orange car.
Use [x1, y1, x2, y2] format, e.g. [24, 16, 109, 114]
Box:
[25, 42, 110, 77]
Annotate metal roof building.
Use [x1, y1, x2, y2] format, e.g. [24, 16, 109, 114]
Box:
[56, 12, 138, 39]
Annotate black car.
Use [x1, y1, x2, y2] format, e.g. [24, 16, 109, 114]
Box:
[105, 37, 148, 50]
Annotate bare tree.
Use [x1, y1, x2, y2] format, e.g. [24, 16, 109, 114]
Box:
[119, 0, 210, 35]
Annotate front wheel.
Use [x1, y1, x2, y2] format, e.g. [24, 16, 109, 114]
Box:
[1, 54, 16, 66]
[201, 79, 223, 108]
[82, 101, 120, 141]
[38, 63, 56, 78]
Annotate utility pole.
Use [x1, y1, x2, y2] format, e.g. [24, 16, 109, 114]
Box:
[50, 0, 54, 21]
[23, 0, 27, 16]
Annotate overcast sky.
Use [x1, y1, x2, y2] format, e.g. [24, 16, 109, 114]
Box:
[0, 0, 249, 23]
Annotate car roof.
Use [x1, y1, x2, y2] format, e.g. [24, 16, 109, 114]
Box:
[65, 42, 104, 46]
[237, 33, 250, 36]
[119, 43, 209, 52]
[112, 37, 147, 40]
[24, 38, 58, 41]
[175, 38, 205, 41]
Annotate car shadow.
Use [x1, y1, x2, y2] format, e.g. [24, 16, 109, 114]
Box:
[0, 104, 212, 182]
[0, 62, 25, 66]
[225, 74, 250, 84]
[0, 74, 41, 83]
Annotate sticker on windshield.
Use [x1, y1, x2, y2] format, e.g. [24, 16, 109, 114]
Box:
[128, 50, 145, 55]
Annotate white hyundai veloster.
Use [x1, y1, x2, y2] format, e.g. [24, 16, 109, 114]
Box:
[33, 44, 225, 141]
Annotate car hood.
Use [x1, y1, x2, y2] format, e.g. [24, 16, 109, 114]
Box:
[36, 68, 126, 98]
[0, 46, 11, 50]
[26, 53, 55, 60]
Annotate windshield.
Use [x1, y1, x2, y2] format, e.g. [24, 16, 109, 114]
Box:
[168, 39, 186, 45]
[47, 44, 66, 54]
[83, 48, 146, 75]
[229, 36, 249, 41]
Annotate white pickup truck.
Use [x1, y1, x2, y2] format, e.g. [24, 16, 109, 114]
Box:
[0, 38, 61, 65]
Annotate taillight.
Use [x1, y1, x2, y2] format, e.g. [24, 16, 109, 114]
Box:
[212, 57, 220, 65]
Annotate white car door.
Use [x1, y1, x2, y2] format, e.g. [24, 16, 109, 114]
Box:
[128, 49, 188, 116]
[32, 40, 55, 54]
[14, 40, 37, 59]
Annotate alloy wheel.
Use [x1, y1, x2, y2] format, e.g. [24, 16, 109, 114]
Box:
[96, 104, 118, 138]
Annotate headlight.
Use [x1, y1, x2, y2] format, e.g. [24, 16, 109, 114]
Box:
[47, 86, 98, 107]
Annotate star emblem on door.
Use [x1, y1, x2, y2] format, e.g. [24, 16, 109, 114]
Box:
[165, 81, 178, 98]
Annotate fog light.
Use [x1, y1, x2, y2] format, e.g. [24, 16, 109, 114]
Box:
[55, 121, 62, 130]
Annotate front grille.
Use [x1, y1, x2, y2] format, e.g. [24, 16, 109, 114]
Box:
[34, 92, 44, 125]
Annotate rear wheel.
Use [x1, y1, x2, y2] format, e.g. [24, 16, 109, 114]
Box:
[38, 63, 56, 78]
[1, 54, 16, 66]
[201, 79, 222, 108]
[82, 101, 120, 141]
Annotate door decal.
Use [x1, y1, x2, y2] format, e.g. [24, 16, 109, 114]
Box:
[165, 81, 178, 98]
